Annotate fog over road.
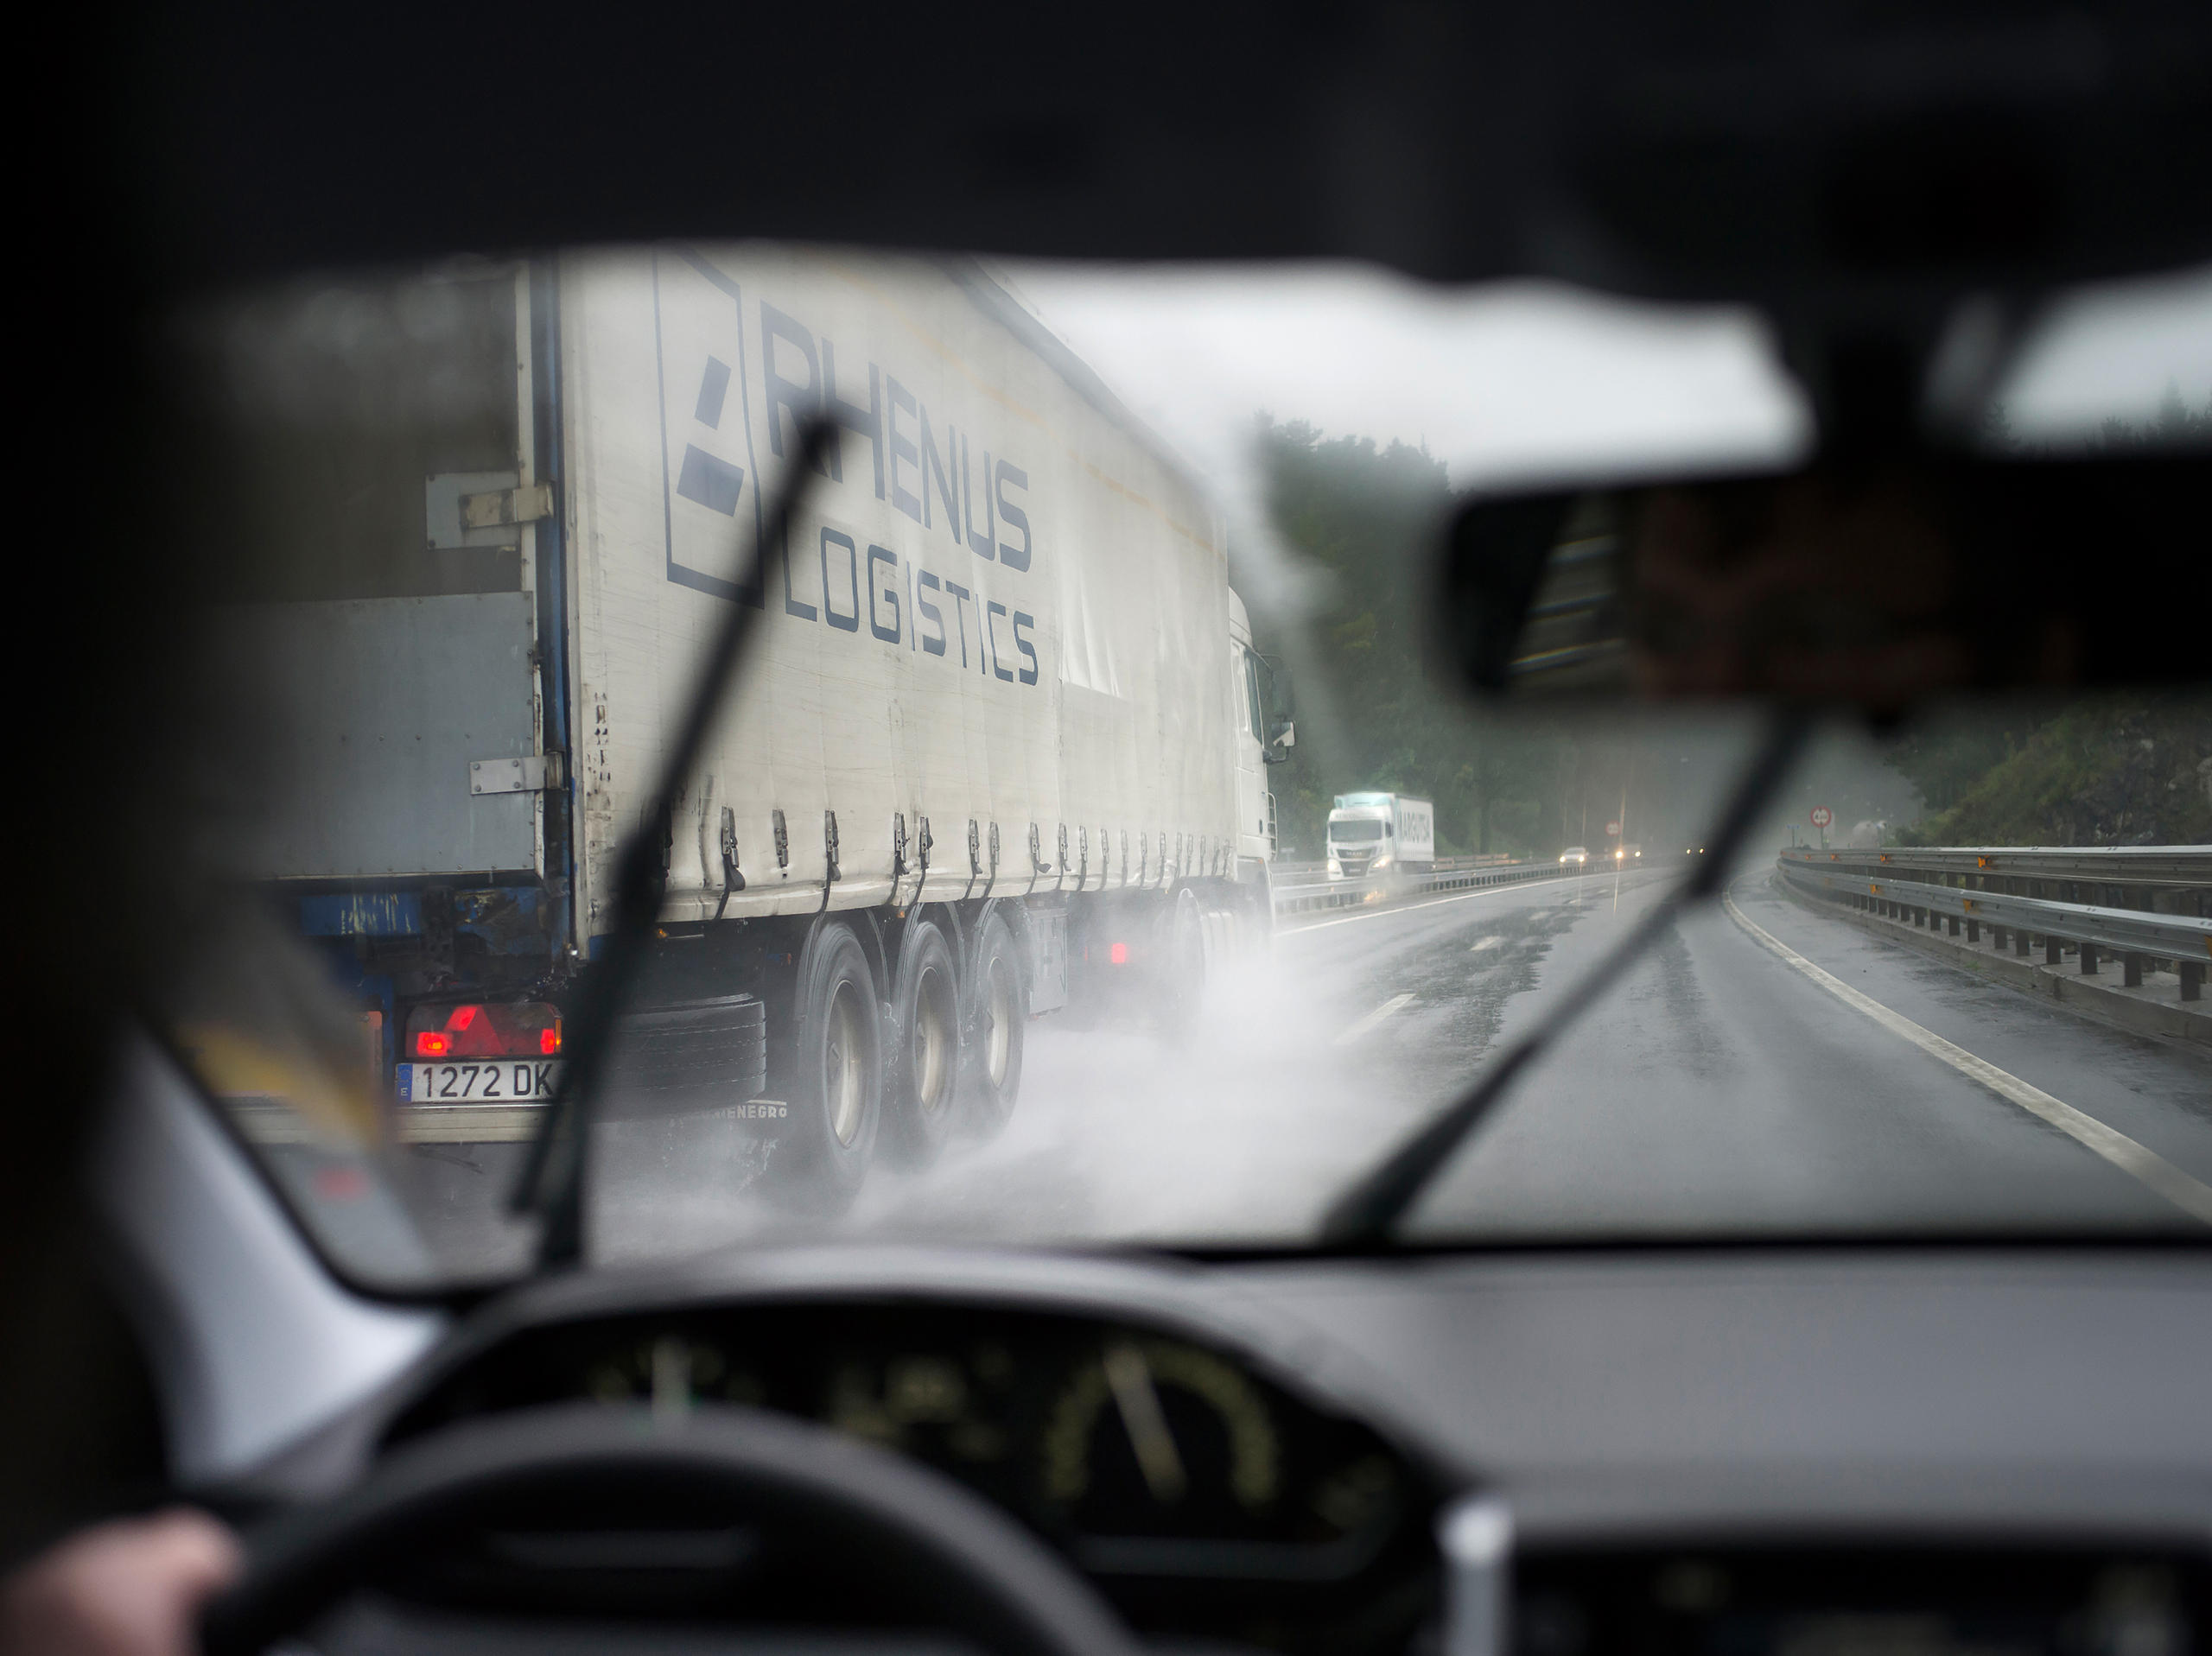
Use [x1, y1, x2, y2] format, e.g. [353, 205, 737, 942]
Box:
[566, 860, 2212, 1263]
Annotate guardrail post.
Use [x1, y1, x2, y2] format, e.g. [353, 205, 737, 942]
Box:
[2080, 942, 2099, 975]
[1966, 918, 1979, 942]
[1991, 924, 2005, 949]
[2015, 928, 2031, 958]
[2123, 953, 2145, 988]
[2183, 962, 2203, 1002]
[1947, 915, 1961, 937]
[2044, 934, 2062, 966]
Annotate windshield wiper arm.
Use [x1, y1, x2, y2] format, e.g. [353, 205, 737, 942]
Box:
[1317, 710, 1810, 1249]
[511, 418, 835, 1268]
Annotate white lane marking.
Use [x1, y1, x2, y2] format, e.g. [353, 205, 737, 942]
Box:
[1470, 935, 1506, 953]
[1281, 872, 1600, 936]
[1336, 993, 1415, 1045]
[1723, 888, 2212, 1227]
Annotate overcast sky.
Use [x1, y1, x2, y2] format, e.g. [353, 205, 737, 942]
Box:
[1001, 259, 2212, 532]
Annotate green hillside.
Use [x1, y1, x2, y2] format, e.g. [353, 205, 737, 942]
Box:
[1897, 695, 2212, 847]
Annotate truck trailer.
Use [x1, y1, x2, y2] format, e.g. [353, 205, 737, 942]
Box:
[1325, 794, 1435, 880]
[212, 245, 1290, 1197]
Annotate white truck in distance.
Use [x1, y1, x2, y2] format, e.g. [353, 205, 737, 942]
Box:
[218, 245, 1292, 1201]
[1326, 794, 1435, 880]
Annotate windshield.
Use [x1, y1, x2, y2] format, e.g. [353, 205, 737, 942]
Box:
[159, 246, 2212, 1289]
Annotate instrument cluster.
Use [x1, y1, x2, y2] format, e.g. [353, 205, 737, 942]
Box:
[385, 1299, 1440, 1648]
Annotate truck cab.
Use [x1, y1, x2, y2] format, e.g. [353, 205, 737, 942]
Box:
[1327, 801, 1392, 880]
[1326, 792, 1434, 880]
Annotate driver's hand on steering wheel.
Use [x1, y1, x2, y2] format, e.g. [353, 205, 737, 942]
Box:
[1, 1511, 239, 1656]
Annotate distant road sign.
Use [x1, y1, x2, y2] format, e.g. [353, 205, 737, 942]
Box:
[1606, 821, 1621, 835]
[1810, 806, 1834, 829]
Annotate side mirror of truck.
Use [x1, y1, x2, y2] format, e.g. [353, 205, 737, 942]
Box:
[1253, 652, 1297, 764]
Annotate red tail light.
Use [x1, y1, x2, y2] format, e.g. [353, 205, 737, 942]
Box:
[406, 1000, 562, 1061]
[1109, 942, 1128, 965]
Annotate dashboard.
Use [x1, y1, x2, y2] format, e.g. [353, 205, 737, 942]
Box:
[249, 1245, 2212, 1656]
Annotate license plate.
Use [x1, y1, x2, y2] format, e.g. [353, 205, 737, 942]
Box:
[398, 1060, 563, 1104]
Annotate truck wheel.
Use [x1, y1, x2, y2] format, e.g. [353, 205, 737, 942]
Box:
[782, 921, 882, 1202]
[963, 911, 1027, 1138]
[883, 918, 960, 1168]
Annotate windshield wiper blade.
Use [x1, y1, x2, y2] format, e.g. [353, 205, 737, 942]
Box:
[511, 418, 835, 1268]
[1317, 710, 1810, 1249]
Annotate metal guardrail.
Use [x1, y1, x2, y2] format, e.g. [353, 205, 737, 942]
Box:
[1274, 853, 1522, 880]
[1791, 845, 2212, 898]
[1273, 855, 1599, 916]
[1776, 849, 2210, 999]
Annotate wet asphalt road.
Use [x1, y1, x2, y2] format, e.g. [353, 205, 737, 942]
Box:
[393, 859, 2212, 1272]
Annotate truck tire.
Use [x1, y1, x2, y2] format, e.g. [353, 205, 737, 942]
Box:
[1156, 887, 1205, 1043]
[883, 917, 960, 1168]
[963, 911, 1026, 1138]
[780, 921, 882, 1202]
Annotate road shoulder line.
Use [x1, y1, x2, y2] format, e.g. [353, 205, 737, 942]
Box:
[1772, 874, 2210, 1050]
[1722, 886, 2212, 1228]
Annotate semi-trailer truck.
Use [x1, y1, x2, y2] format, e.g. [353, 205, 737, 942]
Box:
[1325, 794, 1435, 880]
[213, 245, 1291, 1197]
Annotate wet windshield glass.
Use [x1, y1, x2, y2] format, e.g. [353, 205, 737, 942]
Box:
[162, 248, 2212, 1288]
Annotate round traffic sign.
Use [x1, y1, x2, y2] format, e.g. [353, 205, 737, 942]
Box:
[1605, 821, 1621, 835]
[1810, 806, 1834, 828]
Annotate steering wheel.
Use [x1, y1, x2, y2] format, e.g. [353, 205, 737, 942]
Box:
[200, 1402, 1141, 1656]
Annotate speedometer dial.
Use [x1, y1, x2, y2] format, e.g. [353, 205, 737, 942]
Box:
[1039, 1338, 1282, 1536]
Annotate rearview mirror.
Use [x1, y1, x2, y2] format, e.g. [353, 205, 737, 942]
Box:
[1432, 451, 2211, 713]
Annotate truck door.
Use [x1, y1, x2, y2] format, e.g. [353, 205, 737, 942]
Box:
[209, 265, 554, 897]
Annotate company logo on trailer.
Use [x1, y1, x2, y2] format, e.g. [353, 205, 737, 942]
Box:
[653, 249, 1042, 689]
